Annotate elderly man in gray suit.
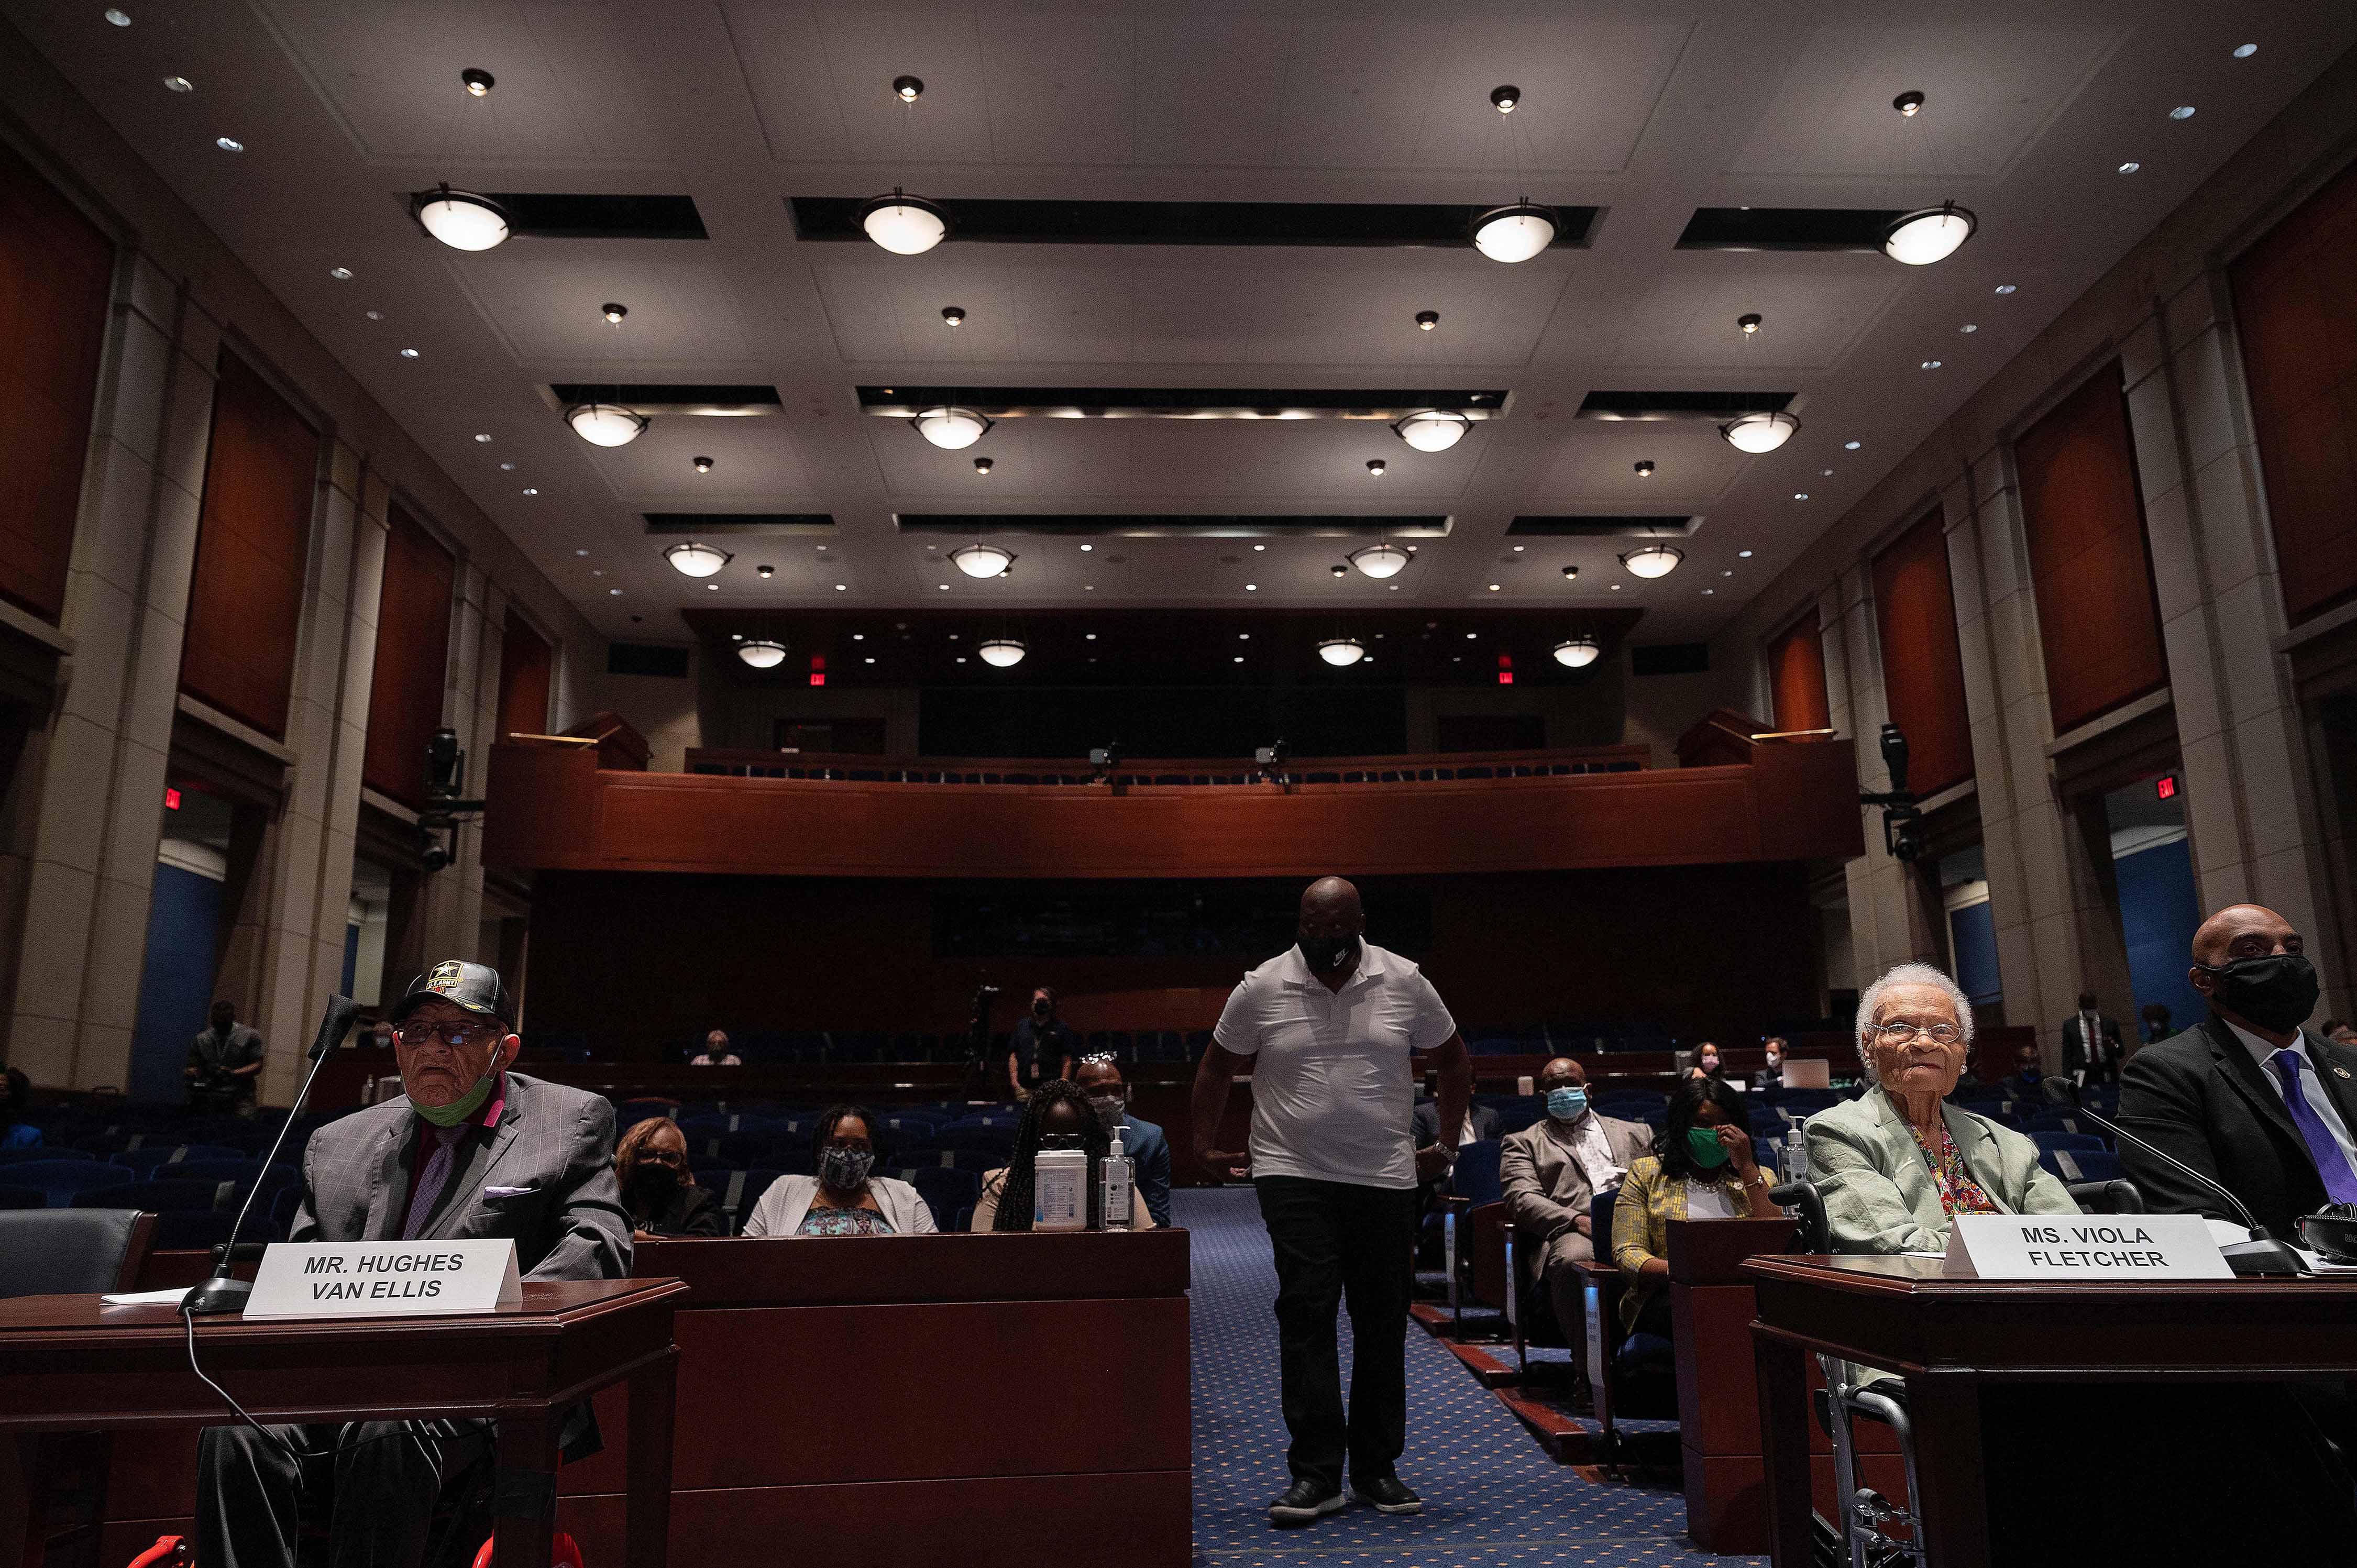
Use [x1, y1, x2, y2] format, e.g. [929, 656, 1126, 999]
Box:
[197, 960, 630, 1568]
[1499, 1056, 1650, 1372]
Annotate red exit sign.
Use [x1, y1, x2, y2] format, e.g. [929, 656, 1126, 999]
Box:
[2156, 774, 2178, 801]
[164, 787, 182, 811]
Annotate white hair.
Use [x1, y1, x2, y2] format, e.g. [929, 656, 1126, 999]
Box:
[1854, 962, 1974, 1085]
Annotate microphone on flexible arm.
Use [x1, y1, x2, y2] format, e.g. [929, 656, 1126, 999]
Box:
[2040, 1076, 2309, 1276]
[181, 993, 366, 1317]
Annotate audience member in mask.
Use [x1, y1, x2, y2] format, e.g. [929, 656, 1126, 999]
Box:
[974, 1079, 1155, 1230]
[1689, 1043, 1725, 1084]
[1498, 1057, 1650, 1379]
[1008, 987, 1080, 1098]
[614, 1117, 725, 1238]
[2141, 1001, 2174, 1044]
[1, 1066, 39, 1150]
[1074, 1053, 1172, 1227]
[743, 1105, 935, 1236]
[1611, 1075, 1779, 1366]
[2001, 1042, 2045, 1102]
[1752, 1037, 1787, 1092]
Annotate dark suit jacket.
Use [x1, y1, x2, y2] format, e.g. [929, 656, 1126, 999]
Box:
[294, 1071, 632, 1281]
[1410, 1099, 1499, 1148]
[2116, 1015, 2357, 1239]
[2062, 1013, 2123, 1079]
[1115, 1112, 1174, 1229]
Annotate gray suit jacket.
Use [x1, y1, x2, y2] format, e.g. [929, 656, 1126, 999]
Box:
[293, 1071, 632, 1283]
[1805, 1087, 2077, 1254]
[1500, 1113, 1653, 1274]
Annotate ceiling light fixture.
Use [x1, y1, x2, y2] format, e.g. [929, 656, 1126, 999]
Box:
[1347, 543, 1411, 580]
[1620, 543, 1684, 579]
[1561, 565, 1579, 579]
[104, 8, 130, 24]
[568, 403, 646, 446]
[973, 457, 994, 475]
[2118, 161, 2141, 175]
[1319, 637, 1367, 667]
[1920, 359, 1943, 370]
[1367, 459, 1387, 477]
[978, 639, 1026, 668]
[164, 75, 192, 92]
[664, 541, 731, 579]
[1739, 313, 1761, 335]
[1554, 636, 1600, 668]
[693, 455, 714, 473]
[859, 78, 950, 255]
[1330, 564, 1348, 578]
[949, 542, 1015, 579]
[913, 405, 992, 449]
[2233, 43, 2257, 58]
[473, 433, 492, 443]
[1994, 283, 2017, 295]
[1959, 323, 1977, 334]
[756, 564, 774, 578]
[399, 347, 420, 358]
[1393, 410, 1469, 451]
[412, 182, 509, 251]
[1879, 93, 1977, 266]
[1738, 549, 1754, 558]
[737, 639, 787, 669]
[941, 305, 966, 326]
[462, 68, 493, 98]
[1634, 460, 1655, 478]
[1721, 410, 1798, 454]
[1470, 86, 1558, 262]
[2169, 105, 2197, 120]
[522, 487, 538, 495]
[215, 137, 243, 152]
[329, 267, 351, 280]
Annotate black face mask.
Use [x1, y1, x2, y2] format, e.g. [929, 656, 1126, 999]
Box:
[2200, 952, 2321, 1035]
[628, 1164, 680, 1199]
[1298, 934, 1360, 973]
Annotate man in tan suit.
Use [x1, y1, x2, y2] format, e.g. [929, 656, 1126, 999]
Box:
[1499, 1057, 1651, 1363]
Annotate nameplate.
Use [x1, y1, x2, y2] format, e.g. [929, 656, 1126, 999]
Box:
[1941, 1213, 2231, 1280]
[244, 1241, 523, 1319]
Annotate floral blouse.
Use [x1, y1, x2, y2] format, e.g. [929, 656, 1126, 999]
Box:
[797, 1205, 896, 1236]
[1908, 1115, 2000, 1217]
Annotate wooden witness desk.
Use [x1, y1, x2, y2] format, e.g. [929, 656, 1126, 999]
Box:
[0, 1279, 684, 1568]
[1746, 1256, 2357, 1567]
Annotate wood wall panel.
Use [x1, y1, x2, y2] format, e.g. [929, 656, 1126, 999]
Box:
[1766, 615, 1830, 734]
[362, 501, 455, 806]
[2016, 361, 2167, 733]
[0, 138, 115, 624]
[497, 610, 553, 738]
[180, 352, 318, 737]
[2232, 156, 2357, 626]
[1870, 510, 1974, 797]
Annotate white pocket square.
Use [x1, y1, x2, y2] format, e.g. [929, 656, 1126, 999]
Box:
[484, 1186, 535, 1198]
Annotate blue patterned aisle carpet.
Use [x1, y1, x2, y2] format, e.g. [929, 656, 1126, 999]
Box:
[1180, 1186, 1763, 1568]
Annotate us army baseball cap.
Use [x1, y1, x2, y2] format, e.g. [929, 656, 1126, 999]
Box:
[390, 959, 515, 1029]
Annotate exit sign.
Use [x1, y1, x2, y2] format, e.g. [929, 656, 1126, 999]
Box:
[2156, 774, 2178, 801]
[164, 787, 182, 811]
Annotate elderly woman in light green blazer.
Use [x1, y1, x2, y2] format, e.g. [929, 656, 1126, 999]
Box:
[1805, 962, 2077, 1251]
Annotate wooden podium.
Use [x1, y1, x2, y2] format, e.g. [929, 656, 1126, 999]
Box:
[1665, 1216, 1794, 1553]
[0, 1279, 684, 1568]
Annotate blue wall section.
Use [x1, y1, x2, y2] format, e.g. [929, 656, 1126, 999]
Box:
[127, 860, 224, 1102]
[2116, 834, 2206, 1036]
[1950, 899, 2002, 1008]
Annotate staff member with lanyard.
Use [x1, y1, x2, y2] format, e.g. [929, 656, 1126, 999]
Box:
[1192, 876, 1473, 1526]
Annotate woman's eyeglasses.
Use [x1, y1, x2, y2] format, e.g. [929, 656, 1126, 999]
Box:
[1870, 1021, 1964, 1045]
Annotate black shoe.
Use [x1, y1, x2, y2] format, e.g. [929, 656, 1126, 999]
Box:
[1353, 1475, 1423, 1515]
[1268, 1479, 1346, 1525]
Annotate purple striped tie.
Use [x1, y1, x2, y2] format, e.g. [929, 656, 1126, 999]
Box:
[402, 1125, 465, 1239]
[2272, 1048, 2357, 1205]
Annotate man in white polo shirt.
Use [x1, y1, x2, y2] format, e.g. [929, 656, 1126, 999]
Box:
[1192, 876, 1473, 1526]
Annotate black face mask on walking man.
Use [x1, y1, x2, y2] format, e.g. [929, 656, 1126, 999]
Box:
[2198, 952, 2320, 1035]
[1298, 934, 1359, 974]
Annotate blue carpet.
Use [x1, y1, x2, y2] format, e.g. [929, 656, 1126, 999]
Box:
[1181, 1187, 1761, 1566]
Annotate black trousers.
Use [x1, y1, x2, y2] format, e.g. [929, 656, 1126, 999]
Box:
[1254, 1175, 1418, 1492]
[196, 1419, 490, 1568]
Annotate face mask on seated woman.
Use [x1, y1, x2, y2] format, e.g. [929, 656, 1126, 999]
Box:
[820, 1145, 874, 1191]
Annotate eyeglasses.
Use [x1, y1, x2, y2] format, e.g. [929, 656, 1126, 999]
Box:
[1870, 1021, 1964, 1045]
[395, 1019, 499, 1048]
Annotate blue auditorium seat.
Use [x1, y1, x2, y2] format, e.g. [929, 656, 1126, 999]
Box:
[113, 1143, 249, 1175]
[1449, 1140, 1504, 1207]
[169, 1157, 265, 1191]
[891, 1167, 983, 1231]
[0, 1186, 42, 1210]
[2039, 1146, 2124, 1184]
[0, 1146, 91, 1164]
[717, 1168, 785, 1232]
[10, 1161, 134, 1208]
[2030, 1130, 2106, 1155]
[155, 1211, 281, 1252]
[71, 1177, 224, 1212]
[933, 1123, 1018, 1159]
[891, 1148, 999, 1173]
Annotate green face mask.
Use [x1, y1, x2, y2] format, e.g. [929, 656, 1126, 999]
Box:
[1685, 1125, 1732, 1170]
[410, 1066, 499, 1128]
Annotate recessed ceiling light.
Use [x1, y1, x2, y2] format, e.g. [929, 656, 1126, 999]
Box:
[1793, 493, 1809, 501]
[1233, 656, 1244, 664]
[1238, 633, 1250, 640]
[834, 583, 847, 591]
[853, 633, 864, 640]
[215, 137, 243, 152]
[1634, 460, 1656, 478]
[693, 456, 714, 473]
[164, 75, 192, 93]
[1722, 569, 1734, 577]
[1245, 583, 1258, 591]
[2233, 42, 2257, 58]
[1844, 440, 1860, 450]
[608, 588, 621, 595]
[864, 658, 875, 665]
[498, 461, 515, 471]
[1080, 543, 1093, 551]
[1085, 584, 1095, 591]
[473, 433, 492, 443]
[1512, 545, 1525, 552]
[575, 548, 588, 557]
[1610, 583, 1622, 590]
[2169, 105, 2197, 121]
[939, 583, 950, 591]
[1959, 323, 1977, 334]
[956, 656, 966, 663]
[2118, 161, 2140, 175]
[1367, 459, 1387, 477]
[104, 8, 130, 24]
[522, 487, 538, 495]
[1995, 283, 2017, 295]
[705, 582, 719, 592]
[591, 570, 603, 577]
[1821, 468, 1834, 477]
[400, 347, 420, 358]
[1487, 583, 1501, 591]
[1253, 544, 1266, 551]
[1739, 549, 1754, 558]
[1920, 359, 1942, 370]
[1086, 633, 1097, 641]
[1703, 588, 1715, 595]
[329, 267, 351, 280]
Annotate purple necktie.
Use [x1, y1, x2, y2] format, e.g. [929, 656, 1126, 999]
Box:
[402, 1125, 465, 1239]
[2271, 1048, 2357, 1205]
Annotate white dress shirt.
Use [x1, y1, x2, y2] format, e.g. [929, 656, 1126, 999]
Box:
[1214, 941, 1457, 1188]
[2224, 1019, 2357, 1176]
[1683, 1180, 1738, 1220]
[1547, 1110, 1628, 1194]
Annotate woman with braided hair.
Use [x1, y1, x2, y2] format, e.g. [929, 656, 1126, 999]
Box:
[973, 1078, 1156, 1231]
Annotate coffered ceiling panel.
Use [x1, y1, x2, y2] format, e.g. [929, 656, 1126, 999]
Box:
[1605, 264, 1907, 371]
[454, 252, 758, 364]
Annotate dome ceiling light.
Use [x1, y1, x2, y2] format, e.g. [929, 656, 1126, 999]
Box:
[566, 303, 648, 447]
[1346, 543, 1411, 580]
[949, 542, 1016, 579]
[1554, 636, 1601, 668]
[1470, 87, 1559, 262]
[860, 78, 950, 255]
[736, 638, 787, 669]
[664, 541, 731, 579]
[410, 71, 511, 251]
[913, 405, 992, 449]
[1393, 410, 1469, 452]
[1319, 637, 1368, 668]
[1619, 543, 1684, 580]
[1720, 410, 1800, 454]
[978, 638, 1027, 668]
[1879, 93, 1976, 267]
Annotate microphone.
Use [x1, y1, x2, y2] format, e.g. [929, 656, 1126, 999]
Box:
[181, 993, 366, 1317]
[2039, 1077, 2308, 1276]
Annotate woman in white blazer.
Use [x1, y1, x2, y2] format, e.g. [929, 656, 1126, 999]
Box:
[742, 1106, 937, 1236]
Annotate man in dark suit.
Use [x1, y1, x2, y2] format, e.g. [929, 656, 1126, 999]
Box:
[2062, 991, 2124, 1084]
[197, 960, 630, 1568]
[1075, 1053, 1174, 1227]
[2117, 904, 2357, 1240]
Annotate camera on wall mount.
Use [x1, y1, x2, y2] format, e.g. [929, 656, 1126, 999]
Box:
[1254, 738, 1292, 792]
[1858, 722, 1926, 863]
[417, 726, 487, 875]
